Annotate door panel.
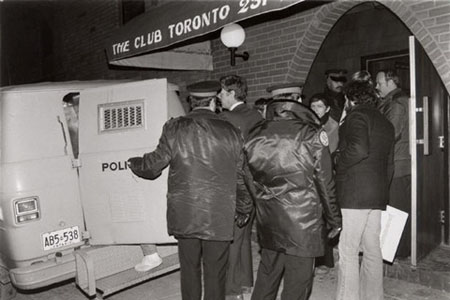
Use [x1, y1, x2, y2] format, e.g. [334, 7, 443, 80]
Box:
[78, 79, 183, 245]
[411, 37, 449, 262]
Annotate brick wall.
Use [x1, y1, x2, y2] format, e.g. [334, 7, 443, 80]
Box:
[50, 0, 211, 102]
[211, 0, 450, 103]
[3, 0, 450, 103]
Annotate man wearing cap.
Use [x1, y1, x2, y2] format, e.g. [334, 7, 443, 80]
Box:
[128, 80, 252, 300]
[218, 75, 262, 300]
[324, 68, 348, 122]
[244, 99, 341, 299]
[266, 82, 304, 102]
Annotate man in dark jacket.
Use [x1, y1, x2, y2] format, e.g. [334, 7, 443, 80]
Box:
[128, 80, 252, 300]
[335, 81, 395, 300]
[376, 69, 411, 258]
[323, 68, 347, 122]
[218, 75, 262, 300]
[244, 99, 342, 300]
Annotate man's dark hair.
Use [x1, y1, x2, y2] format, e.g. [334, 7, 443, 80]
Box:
[344, 81, 379, 107]
[219, 75, 247, 101]
[351, 70, 374, 86]
[309, 93, 330, 107]
[380, 69, 401, 87]
[189, 95, 215, 109]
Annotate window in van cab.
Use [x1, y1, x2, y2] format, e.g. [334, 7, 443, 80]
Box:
[98, 100, 144, 132]
[62, 93, 80, 158]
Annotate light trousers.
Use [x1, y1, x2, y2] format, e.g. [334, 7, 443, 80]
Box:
[336, 209, 383, 300]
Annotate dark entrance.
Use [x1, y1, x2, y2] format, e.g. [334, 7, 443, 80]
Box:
[411, 37, 449, 262]
[304, 2, 450, 264]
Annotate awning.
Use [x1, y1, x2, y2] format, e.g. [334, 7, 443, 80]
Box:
[106, 0, 305, 70]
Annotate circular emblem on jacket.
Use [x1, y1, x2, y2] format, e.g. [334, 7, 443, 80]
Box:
[319, 130, 329, 147]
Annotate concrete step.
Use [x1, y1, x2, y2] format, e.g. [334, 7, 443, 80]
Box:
[96, 252, 179, 298]
[75, 244, 179, 299]
[384, 245, 450, 293]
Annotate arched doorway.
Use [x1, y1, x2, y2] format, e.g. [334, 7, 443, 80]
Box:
[301, 2, 449, 266]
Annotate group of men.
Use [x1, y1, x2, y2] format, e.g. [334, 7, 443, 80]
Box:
[127, 67, 410, 300]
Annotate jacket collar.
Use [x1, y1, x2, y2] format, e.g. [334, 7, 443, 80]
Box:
[230, 101, 245, 111]
[266, 99, 320, 125]
[190, 108, 215, 114]
[379, 88, 402, 109]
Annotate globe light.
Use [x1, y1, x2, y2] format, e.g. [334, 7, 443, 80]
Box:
[220, 23, 249, 66]
[220, 23, 246, 48]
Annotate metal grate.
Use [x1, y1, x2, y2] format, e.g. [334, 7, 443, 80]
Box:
[99, 100, 144, 132]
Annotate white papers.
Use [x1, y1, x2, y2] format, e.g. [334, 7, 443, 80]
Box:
[380, 205, 409, 262]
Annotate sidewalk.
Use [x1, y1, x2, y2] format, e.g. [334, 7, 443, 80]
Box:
[242, 241, 450, 300]
[13, 241, 450, 300]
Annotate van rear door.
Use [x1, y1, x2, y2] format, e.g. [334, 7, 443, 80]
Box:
[78, 79, 184, 245]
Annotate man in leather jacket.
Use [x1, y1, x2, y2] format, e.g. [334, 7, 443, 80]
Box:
[244, 99, 342, 300]
[128, 80, 252, 300]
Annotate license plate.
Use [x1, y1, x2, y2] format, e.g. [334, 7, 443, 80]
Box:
[42, 226, 81, 251]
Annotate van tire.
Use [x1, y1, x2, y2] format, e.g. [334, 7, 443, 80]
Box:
[0, 282, 16, 300]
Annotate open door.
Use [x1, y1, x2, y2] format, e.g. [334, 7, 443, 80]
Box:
[78, 79, 184, 245]
[409, 36, 449, 265]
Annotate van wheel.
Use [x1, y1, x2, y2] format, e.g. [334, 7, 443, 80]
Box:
[0, 282, 16, 300]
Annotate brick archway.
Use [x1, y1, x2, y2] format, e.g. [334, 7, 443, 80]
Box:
[286, 0, 450, 94]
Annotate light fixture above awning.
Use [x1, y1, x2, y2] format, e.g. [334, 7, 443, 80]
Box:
[105, 0, 306, 70]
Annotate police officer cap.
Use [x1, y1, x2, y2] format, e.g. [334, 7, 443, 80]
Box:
[187, 80, 220, 97]
[266, 82, 303, 97]
[325, 69, 348, 82]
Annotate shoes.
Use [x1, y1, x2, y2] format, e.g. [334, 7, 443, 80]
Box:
[225, 294, 244, 300]
[134, 253, 163, 272]
[315, 265, 331, 275]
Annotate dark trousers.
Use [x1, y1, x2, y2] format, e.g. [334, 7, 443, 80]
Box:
[178, 238, 230, 300]
[226, 213, 254, 295]
[390, 175, 412, 258]
[251, 248, 314, 300]
[315, 226, 336, 268]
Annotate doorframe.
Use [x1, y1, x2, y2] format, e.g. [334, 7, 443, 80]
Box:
[409, 36, 418, 267]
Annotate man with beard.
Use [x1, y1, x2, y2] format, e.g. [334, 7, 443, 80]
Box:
[323, 69, 348, 122]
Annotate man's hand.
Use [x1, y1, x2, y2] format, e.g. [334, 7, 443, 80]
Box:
[328, 227, 341, 239]
[235, 212, 251, 228]
[128, 157, 143, 169]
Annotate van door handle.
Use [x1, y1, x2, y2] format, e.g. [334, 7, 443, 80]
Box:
[57, 116, 68, 155]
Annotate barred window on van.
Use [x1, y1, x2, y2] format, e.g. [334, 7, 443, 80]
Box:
[99, 100, 144, 132]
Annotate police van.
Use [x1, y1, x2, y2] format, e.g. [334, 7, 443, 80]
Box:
[0, 79, 184, 299]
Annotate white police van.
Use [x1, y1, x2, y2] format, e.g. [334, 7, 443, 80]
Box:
[0, 79, 184, 299]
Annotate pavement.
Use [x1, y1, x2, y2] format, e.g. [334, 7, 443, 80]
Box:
[13, 241, 450, 300]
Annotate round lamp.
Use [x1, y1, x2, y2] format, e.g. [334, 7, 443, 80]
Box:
[220, 23, 246, 48]
[220, 23, 249, 66]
